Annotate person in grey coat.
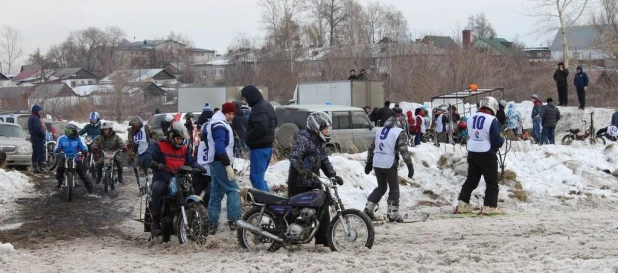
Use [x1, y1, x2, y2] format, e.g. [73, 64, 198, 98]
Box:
[540, 98, 561, 145]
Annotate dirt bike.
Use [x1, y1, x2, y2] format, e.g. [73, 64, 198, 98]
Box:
[237, 176, 375, 252]
[144, 165, 209, 244]
[57, 151, 82, 202]
[82, 135, 98, 179]
[562, 116, 605, 145]
[100, 150, 121, 193]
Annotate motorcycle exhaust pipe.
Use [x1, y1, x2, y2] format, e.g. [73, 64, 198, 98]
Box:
[236, 220, 284, 242]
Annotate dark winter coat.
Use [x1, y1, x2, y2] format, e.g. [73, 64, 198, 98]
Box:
[553, 65, 569, 87]
[288, 130, 336, 188]
[531, 99, 543, 120]
[377, 106, 395, 126]
[27, 105, 46, 142]
[573, 66, 589, 89]
[541, 102, 561, 127]
[241, 85, 276, 149]
[231, 101, 248, 141]
[78, 123, 102, 137]
[496, 105, 506, 125]
[611, 112, 618, 128]
[348, 75, 358, 80]
[197, 110, 214, 128]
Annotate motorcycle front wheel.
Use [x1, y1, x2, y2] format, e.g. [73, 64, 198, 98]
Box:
[66, 172, 74, 202]
[327, 209, 374, 252]
[104, 169, 110, 193]
[237, 207, 283, 252]
[561, 135, 575, 145]
[177, 202, 209, 244]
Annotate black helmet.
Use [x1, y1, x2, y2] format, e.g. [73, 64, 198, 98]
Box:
[167, 122, 187, 149]
[184, 112, 195, 120]
[64, 124, 79, 138]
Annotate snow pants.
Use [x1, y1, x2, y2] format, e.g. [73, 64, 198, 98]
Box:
[458, 152, 499, 207]
[367, 166, 400, 204]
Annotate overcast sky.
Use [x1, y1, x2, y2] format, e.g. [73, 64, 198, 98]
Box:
[1, 0, 555, 59]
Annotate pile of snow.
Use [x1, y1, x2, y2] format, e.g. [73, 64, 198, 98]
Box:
[0, 242, 14, 254]
[0, 169, 34, 220]
[260, 141, 618, 214]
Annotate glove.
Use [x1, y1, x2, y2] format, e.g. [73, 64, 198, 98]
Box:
[364, 164, 373, 175]
[198, 166, 208, 174]
[334, 176, 344, 185]
[225, 165, 235, 181]
[407, 164, 414, 179]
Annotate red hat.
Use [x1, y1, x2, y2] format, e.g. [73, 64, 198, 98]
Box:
[221, 102, 237, 114]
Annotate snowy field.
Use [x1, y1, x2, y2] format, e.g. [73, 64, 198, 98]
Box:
[1, 104, 618, 272]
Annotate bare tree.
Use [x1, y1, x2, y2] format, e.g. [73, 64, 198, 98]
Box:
[381, 5, 409, 40]
[363, 1, 385, 44]
[258, 0, 305, 49]
[526, 0, 590, 68]
[320, 0, 349, 46]
[467, 13, 497, 40]
[593, 0, 618, 58]
[0, 25, 24, 73]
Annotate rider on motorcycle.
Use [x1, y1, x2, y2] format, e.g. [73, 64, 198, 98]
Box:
[79, 112, 102, 137]
[54, 124, 94, 194]
[93, 122, 127, 184]
[127, 117, 157, 170]
[140, 122, 206, 236]
[287, 111, 343, 247]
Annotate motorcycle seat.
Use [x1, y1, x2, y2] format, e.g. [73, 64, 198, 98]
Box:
[247, 188, 288, 205]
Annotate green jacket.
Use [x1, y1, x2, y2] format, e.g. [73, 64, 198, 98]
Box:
[93, 132, 126, 151]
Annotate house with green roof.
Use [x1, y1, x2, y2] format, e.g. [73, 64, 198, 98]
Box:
[473, 37, 514, 55]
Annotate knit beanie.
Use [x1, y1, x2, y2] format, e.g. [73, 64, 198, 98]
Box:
[203, 103, 211, 111]
[221, 102, 237, 114]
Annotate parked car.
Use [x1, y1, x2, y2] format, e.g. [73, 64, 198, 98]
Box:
[0, 122, 33, 170]
[0, 112, 31, 140]
[147, 112, 201, 138]
[274, 104, 376, 153]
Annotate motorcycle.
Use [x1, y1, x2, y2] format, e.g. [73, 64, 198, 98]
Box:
[100, 150, 121, 193]
[144, 165, 209, 244]
[562, 114, 606, 145]
[82, 135, 98, 179]
[45, 139, 59, 171]
[57, 151, 83, 202]
[237, 176, 375, 252]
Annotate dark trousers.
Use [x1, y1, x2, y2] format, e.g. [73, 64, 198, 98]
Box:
[151, 180, 168, 214]
[542, 126, 556, 145]
[576, 88, 586, 108]
[192, 173, 212, 207]
[287, 180, 330, 245]
[56, 158, 92, 189]
[557, 86, 568, 106]
[367, 166, 400, 203]
[31, 140, 45, 163]
[458, 152, 499, 207]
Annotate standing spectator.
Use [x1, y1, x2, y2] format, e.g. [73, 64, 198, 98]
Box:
[231, 101, 248, 157]
[378, 101, 395, 126]
[28, 104, 47, 173]
[358, 69, 369, 80]
[370, 107, 380, 126]
[496, 100, 507, 127]
[241, 85, 276, 191]
[363, 106, 371, 118]
[348, 70, 358, 80]
[197, 103, 214, 129]
[393, 103, 401, 116]
[160, 113, 174, 137]
[154, 108, 161, 114]
[434, 107, 450, 144]
[506, 102, 522, 138]
[540, 98, 561, 145]
[413, 108, 425, 146]
[531, 94, 543, 144]
[574, 66, 589, 110]
[553, 62, 570, 106]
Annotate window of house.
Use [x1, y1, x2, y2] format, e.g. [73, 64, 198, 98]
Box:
[351, 111, 371, 129]
[88, 80, 94, 85]
[332, 111, 351, 130]
[71, 81, 76, 88]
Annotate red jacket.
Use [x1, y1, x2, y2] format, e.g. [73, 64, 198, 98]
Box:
[414, 111, 426, 134]
[406, 111, 415, 132]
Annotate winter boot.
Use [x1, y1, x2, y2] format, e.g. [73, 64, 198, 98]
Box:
[454, 200, 473, 214]
[480, 206, 503, 215]
[32, 160, 41, 174]
[84, 180, 94, 194]
[39, 162, 48, 173]
[209, 224, 218, 235]
[117, 170, 123, 184]
[228, 220, 237, 231]
[364, 201, 378, 221]
[95, 168, 102, 184]
[387, 200, 404, 222]
[151, 214, 162, 237]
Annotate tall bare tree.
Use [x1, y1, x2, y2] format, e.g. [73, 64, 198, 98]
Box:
[258, 0, 305, 49]
[467, 13, 497, 40]
[320, 0, 349, 46]
[0, 25, 24, 73]
[526, 0, 590, 68]
[593, 0, 618, 58]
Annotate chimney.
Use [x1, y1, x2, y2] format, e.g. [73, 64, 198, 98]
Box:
[462, 30, 471, 49]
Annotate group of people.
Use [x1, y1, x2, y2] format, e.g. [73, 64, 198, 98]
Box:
[553, 62, 589, 110]
[347, 69, 370, 80]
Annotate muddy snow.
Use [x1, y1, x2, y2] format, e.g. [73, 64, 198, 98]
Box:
[1, 104, 618, 272]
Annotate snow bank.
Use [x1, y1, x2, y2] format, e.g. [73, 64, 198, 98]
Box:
[0, 168, 34, 221]
[0, 242, 14, 254]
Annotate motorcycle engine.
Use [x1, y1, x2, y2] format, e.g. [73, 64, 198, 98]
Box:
[287, 208, 316, 240]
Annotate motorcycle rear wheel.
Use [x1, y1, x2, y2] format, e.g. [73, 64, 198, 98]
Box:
[237, 207, 283, 252]
[327, 209, 374, 252]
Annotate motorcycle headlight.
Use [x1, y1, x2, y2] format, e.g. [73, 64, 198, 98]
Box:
[19, 145, 32, 154]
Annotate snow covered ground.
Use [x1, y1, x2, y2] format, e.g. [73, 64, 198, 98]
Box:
[1, 104, 618, 272]
[0, 169, 34, 222]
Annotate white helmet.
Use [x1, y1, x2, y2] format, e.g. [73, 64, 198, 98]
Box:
[307, 111, 332, 142]
[479, 96, 499, 115]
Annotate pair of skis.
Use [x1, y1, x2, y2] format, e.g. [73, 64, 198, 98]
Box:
[372, 213, 430, 226]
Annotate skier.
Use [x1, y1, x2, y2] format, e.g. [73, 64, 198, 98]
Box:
[454, 96, 504, 215]
[364, 116, 414, 222]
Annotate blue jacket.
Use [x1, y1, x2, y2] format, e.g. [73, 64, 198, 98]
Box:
[54, 135, 88, 161]
[573, 66, 589, 89]
[211, 113, 233, 165]
[28, 105, 46, 142]
[488, 118, 505, 153]
[140, 140, 200, 183]
[79, 123, 102, 137]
